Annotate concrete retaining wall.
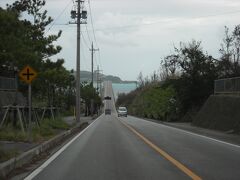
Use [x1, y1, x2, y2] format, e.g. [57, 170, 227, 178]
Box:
[193, 95, 240, 132]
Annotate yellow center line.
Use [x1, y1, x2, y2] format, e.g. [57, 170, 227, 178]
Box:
[119, 119, 202, 180]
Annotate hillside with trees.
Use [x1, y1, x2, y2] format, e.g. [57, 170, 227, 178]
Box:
[79, 70, 136, 83]
[117, 25, 240, 123]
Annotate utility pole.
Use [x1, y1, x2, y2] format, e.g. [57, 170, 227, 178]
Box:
[70, 0, 87, 123]
[97, 68, 103, 98]
[95, 66, 103, 115]
[96, 66, 99, 115]
[90, 42, 99, 86]
[76, 0, 81, 123]
[96, 66, 103, 95]
[97, 65, 99, 93]
[89, 42, 99, 116]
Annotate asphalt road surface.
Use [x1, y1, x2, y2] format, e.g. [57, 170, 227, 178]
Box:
[25, 81, 240, 180]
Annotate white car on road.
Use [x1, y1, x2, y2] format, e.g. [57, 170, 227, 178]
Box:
[117, 107, 128, 117]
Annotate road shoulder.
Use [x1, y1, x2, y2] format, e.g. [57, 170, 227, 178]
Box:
[1, 116, 95, 180]
[134, 116, 240, 147]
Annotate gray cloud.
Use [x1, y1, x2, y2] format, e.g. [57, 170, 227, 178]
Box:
[1, 0, 240, 80]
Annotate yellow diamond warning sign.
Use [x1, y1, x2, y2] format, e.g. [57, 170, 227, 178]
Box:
[19, 65, 37, 84]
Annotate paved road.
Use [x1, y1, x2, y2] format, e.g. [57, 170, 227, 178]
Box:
[103, 81, 117, 114]
[25, 81, 240, 180]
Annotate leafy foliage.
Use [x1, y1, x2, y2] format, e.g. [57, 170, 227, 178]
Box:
[218, 25, 240, 77]
[118, 25, 240, 122]
[0, 0, 102, 115]
[81, 82, 102, 115]
[7, 0, 62, 61]
[117, 85, 177, 121]
[0, 7, 39, 69]
[166, 41, 218, 114]
[0, 2, 61, 109]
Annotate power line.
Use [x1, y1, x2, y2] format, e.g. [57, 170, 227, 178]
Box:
[46, 0, 73, 33]
[81, 31, 91, 48]
[85, 24, 93, 45]
[83, 26, 101, 71]
[89, 10, 240, 32]
[90, 42, 99, 84]
[88, 0, 99, 48]
[80, 40, 88, 70]
[92, 46, 102, 71]
[51, 23, 69, 26]
[49, 9, 240, 32]
[94, 51, 98, 69]
[97, 51, 103, 71]
[87, 0, 103, 74]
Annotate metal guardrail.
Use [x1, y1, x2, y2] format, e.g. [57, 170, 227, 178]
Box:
[0, 76, 17, 90]
[214, 77, 240, 94]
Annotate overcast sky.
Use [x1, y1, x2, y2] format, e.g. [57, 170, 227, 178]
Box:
[1, 0, 240, 80]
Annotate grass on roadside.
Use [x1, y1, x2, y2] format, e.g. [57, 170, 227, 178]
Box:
[0, 118, 70, 143]
[0, 126, 27, 142]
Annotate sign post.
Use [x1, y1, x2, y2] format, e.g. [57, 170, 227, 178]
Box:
[28, 83, 32, 140]
[19, 65, 37, 141]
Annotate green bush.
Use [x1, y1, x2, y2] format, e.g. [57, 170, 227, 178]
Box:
[126, 85, 177, 121]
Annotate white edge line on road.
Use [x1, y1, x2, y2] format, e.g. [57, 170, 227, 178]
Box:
[130, 116, 240, 149]
[24, 115, 101, 180]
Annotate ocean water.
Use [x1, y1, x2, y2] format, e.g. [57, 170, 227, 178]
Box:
[112, 83, 137, 99]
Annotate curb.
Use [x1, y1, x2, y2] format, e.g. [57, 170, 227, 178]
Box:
[0, 122, 88, 179]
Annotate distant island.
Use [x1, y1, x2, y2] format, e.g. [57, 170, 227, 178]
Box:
[74, 70, 137, 84]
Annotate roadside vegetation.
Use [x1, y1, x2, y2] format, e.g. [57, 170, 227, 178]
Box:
[0, 146, 19, 163]
[0, 0, 101, 152]
[0, 118, 70, 143]
[0, 1, 102, 165]
[117, 25, 240, 122]
[0, 0, 101, 113]
[0, 118, 70, 162]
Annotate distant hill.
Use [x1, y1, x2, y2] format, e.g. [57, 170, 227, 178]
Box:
[74, 70, 136, 83]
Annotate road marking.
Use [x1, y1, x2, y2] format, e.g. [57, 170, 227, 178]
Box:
[24, 116, 101, 180]
[120, 119, 202, 180]
[132, 116, 240, 149]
